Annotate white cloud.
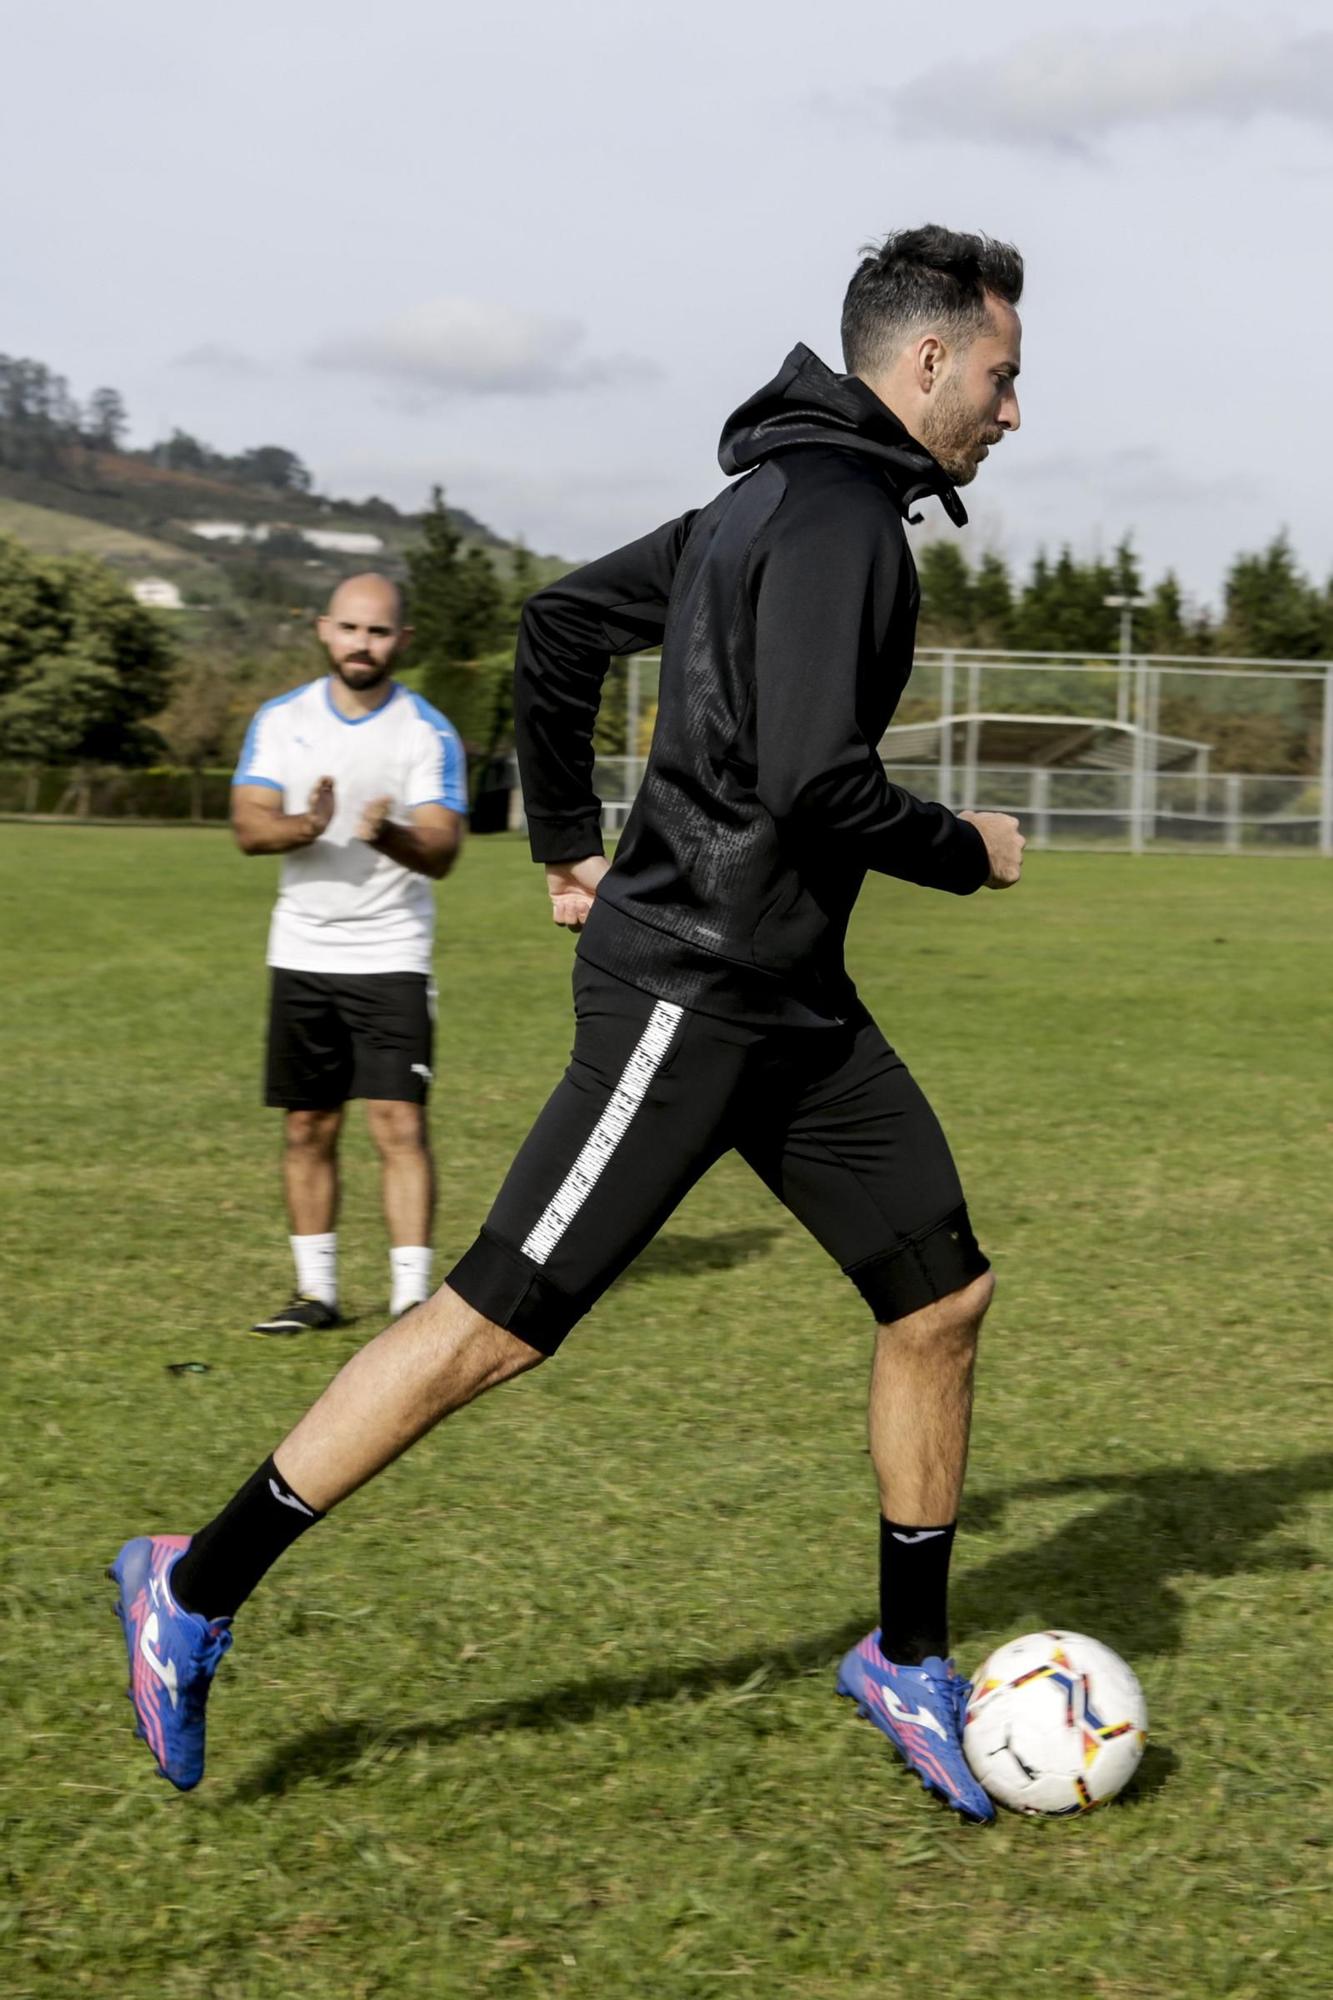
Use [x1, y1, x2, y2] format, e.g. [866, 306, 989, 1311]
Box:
[831, 18, 1333, 155]
[308, 299, 662, 401]
[172, 342, 264, 374]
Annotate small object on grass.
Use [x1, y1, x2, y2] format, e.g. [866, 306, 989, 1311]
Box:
[166, 1361, 212, 1376]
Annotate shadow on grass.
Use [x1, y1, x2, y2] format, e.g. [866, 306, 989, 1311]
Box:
[954, 1451, 1333, 1661]
[613, 1226, 781, 1286]
[235, 1449, 1332, 1800]
[233, 1628, 856, 1799]
[1121, 1740, 1179, 1806]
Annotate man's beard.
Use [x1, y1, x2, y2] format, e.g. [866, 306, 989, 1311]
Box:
[919, 375, 994, 487]
[332, 653, 393, 689]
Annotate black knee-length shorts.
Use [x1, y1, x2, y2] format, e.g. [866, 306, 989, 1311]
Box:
[447, 961, 988, 1353]
[264, 969, 435, 1110]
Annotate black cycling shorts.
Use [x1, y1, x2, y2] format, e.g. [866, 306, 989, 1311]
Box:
[447, 961, 988, 1352]
[264, 969, 435, 1110]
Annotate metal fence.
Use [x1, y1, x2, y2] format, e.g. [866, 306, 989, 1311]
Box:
[598, 649, 1333, 856]
[4, 649, 1331, 855]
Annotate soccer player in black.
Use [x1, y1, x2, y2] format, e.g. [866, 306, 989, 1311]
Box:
[112, 226, 1026, 1815]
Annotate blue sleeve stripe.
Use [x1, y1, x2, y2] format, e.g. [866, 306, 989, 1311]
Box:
[406, 692, 469, 813]
[233, 708, 263, 785]
[444, 724, 469, 812]
[233, 681, 312, 786]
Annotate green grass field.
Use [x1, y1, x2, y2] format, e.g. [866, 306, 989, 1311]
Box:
[2, 828, 1330, 1999]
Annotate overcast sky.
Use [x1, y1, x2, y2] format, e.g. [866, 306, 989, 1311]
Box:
[6, 0, 1333, 606]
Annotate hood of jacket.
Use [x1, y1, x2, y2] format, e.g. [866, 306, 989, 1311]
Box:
[717, 342, 967, 528]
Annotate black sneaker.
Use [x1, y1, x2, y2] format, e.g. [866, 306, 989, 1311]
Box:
[250, 1294, 343, 1335]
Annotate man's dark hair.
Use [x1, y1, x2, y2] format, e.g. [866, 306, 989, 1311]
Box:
[841, 225, 1023, 377]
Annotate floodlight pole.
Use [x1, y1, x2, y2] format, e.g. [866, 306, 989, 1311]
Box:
[939, 650, 956, 809]
[1312, 660, 1320, 856]
[1104, 593, 1150, 724]
[1105, 594, 1151, 851]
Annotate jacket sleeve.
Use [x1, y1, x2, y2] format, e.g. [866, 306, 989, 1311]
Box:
[514, 513, 697, 863]
[750, 495, 989, 895]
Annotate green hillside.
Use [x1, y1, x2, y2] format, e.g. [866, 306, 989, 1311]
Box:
[0, 494, 213, 576]
[0, 454, 567, 598]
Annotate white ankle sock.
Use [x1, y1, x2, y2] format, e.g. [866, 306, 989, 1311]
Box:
[390, 1245, 433, 1314]
[291, 1232, 338, 1307]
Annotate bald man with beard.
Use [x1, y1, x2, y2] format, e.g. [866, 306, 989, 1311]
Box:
[230, 574, 469, 1332]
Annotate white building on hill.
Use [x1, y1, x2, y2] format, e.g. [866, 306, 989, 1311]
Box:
[301, 528, 384, 555]
[131, 576, 185, 610]
[187, 520, 250, 542]
[183, 520, 384, 555]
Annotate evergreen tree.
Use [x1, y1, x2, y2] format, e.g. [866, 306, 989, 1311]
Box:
[1019, 545, 1125, 654]
[1218, 533, 1329, 660]
[1019, 550, 1055, 649]
[1142, 572, 1202, 656]
[1108, 536, 1143, 600]
[506, 540, 539, 637]
[450, 546, 506, 663]
[406, 488, 513, 760]
[971, 550, 1014, 645]
[0, 355, 83, 471]
[86, 386, 128, 452]
[404, 485, 463, 668]
[915, 540, 974, 643]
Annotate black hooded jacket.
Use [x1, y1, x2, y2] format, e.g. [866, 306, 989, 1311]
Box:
[513, 343, 990, 1028]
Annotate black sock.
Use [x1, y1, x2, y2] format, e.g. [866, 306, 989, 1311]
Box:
[171, 1456, 325, 1621]
[878, 1517, 957, 1665]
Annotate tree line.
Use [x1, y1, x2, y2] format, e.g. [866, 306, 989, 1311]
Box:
[914, 532, 1333, 661]
[2, 480, 1331, 780]
[0, 351, 311, 495]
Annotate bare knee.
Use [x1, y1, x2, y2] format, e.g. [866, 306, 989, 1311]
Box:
[285, 1108, 342, 1158]
[468, 1318, 547, 1391]
[877, 1268, 995, 1352]
[947, 1267, 995, 1331]
[408, 1283, 546, 1394]
[366, 1099, 428, 1158]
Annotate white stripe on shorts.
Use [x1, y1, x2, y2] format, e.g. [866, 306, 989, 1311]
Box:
[520, 999, 683, 1267]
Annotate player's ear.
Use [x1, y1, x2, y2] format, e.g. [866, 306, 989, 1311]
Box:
[397, 623, 415, 648]
[915, 333, 945, 394]
[316, 613, 333, 644]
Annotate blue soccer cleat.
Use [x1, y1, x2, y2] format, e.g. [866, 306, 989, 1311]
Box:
[836, 1629, 995, 1822]
[109, 1534, 232, 1791]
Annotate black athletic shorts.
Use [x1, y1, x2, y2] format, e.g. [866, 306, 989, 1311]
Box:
[264, 969, 435, 1110]
[447, 961, 988, 1353]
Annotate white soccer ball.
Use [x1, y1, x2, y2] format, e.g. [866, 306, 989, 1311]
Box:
[963, 1630, 1148, 1815]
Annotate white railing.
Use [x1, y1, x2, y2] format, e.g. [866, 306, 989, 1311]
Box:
[592, 650, 1333, 857]
[580, 758, 1324, 852]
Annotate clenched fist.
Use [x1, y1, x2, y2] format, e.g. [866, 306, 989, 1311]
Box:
[357, 795, 393, 844]
[958, 810, 1026, 889]
[545, 855, 611, 932]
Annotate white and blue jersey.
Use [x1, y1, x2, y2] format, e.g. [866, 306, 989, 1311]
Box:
[234, 678, 468, 974]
